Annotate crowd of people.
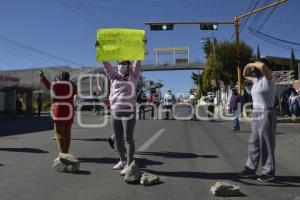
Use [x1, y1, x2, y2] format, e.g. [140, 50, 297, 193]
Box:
[30, 37, 297, 185]
[38, 58, 280, 183]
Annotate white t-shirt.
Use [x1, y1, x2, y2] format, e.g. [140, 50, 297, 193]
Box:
[289, 95, 300, 105]
[164, 93, 175, 105]
[251, 76, 276, 109]
[189, 94, 196, 104]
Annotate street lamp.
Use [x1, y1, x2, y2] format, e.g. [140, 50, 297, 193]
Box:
[200, 36, 216, 62]
[200, 36, 217, 83]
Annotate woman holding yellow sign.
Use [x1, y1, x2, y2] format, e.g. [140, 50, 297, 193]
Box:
[95, 35, 145, 177]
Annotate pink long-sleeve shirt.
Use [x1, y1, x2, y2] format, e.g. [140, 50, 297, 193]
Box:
[103, 61, 141, 110]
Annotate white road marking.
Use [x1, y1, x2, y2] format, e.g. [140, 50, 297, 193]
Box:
[136, 128, 166, 180]
[137, 128, 165, 152]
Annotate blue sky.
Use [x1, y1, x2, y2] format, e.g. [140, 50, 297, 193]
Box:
[0, 0, 299, 95]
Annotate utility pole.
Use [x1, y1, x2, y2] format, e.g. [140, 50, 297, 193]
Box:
[211, 31, 216, 63]
[234, 16, 242, 94]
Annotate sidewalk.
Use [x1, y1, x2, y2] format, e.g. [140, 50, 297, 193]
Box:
[0, 112, 50, 119]
[222, 111, 300, 123]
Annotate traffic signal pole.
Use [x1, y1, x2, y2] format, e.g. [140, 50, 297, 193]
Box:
[145, 0, 288, 96]
[145, 21, 234, 25]
[235, 0, 288, 95]
[234, 16, 242, 95]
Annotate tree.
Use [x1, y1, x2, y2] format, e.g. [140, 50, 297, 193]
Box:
[203, 39, 218, 59]
[193, 39, 253, 96]
[213, 40, 253, 85]
[191, 72, 204, 98]
[201, 53, 219, 93]
[290, 49, 298, 80]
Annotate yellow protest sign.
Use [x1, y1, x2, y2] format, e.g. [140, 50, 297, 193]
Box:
[96, 28, 145, 61]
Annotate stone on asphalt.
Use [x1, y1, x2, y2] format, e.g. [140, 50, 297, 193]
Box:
[140, 173, 160, 186]
[124, 160, 141, 183]
[59, 153, 79, 164]
[210, 182, 241, 197]
[52, 157, 66, 172]
[59, 153, 80, 173]
[65, 162, 80, 173]
[52, 154, 80, 173]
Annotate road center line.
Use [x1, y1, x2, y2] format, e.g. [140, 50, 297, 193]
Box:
[137, 128, 165, 153]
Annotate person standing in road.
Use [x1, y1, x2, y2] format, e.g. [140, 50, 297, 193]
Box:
[189, 91, 197, 120]
[16, 96, 23, 113]
[137, 90, 147, 120]
[280, 91, 289, 117]
[288, 90, 300, 119]
[189, 91, 196, 105]
[148, 89, 158, 119]
[239, 59, 277, 182]
[37, 93, 43, 117]
[229, 88, 242, 131]
[100, 60, 141, 176]
[163, 90, 176, 120]
[93, 92, 101, 116]
[39, 70, 77, 166]
[204, 92, 215, 121]
[95, 37, 145, 177]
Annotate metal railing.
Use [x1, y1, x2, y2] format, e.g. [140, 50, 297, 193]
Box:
[142, 58, 203, 66]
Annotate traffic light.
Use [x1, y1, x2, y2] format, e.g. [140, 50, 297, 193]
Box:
[150, 24, 174, 31]
[235, 52, 241, 65]
[200, 24, 218, 30]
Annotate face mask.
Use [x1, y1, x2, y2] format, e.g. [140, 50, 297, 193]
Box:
[118, 64, 128, 74]
[252, 68, 263, 78]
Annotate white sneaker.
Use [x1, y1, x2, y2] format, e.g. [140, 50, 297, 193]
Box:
[113, 161, 126, 170]
[120, 165, 129, 176]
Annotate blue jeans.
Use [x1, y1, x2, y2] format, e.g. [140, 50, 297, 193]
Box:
[233, 109, 240, 129]
[291, 103, 300, 117]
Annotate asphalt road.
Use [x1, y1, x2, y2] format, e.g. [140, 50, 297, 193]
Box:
[0, 111, 299, 200]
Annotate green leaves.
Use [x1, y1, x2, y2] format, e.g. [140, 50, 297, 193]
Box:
[202, 40, 253, 85]
[193, 39, 253, 97]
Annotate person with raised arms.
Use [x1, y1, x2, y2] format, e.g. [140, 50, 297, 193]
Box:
[239, 59, 277, 182]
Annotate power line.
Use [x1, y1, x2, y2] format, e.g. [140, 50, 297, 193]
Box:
[68, 0, 105, 27]
[12, 0, 225, 19]
[231, 0, 259, 40]
[240, 0, 260, 35]
[76, 0, 109, 27]
[59, 0, 99, 28]
[249, 29, 300, 52]
[243, 0, 284, 39]
[248, 0, 272, 29]
[257, 5, 278, 31]
[256, 34, 300, 52]
[252, 29, 300, 46]
[0, 36, 84, 66]
[0, 55, 11, 68]
[0, 41, 52, 65]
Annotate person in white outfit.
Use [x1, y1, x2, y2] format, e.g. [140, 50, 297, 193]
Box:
[164, 90, 176, 120]
[189, 91, 197, 120]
